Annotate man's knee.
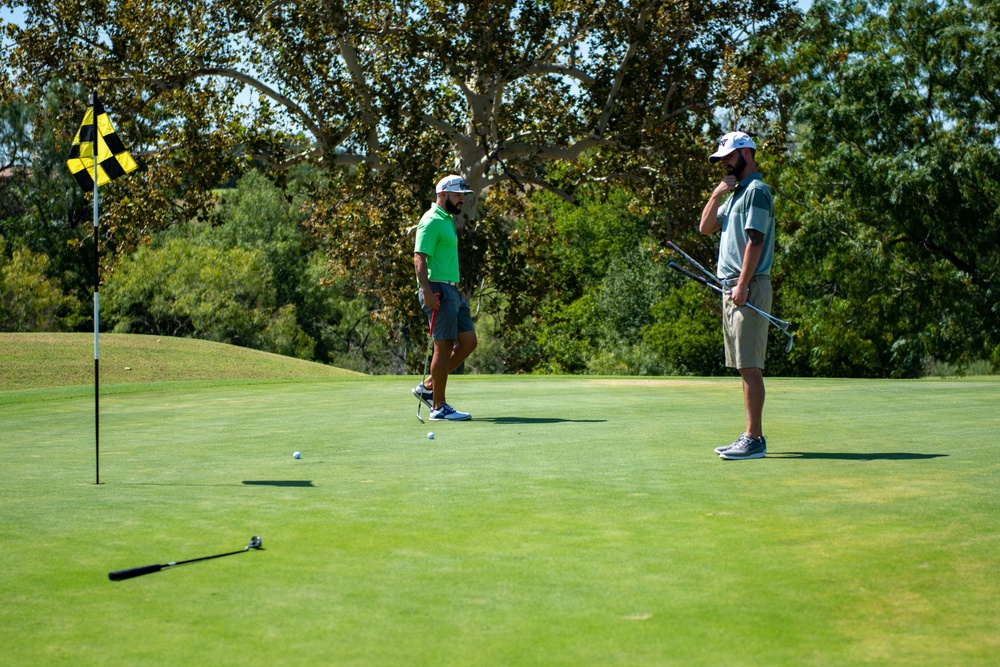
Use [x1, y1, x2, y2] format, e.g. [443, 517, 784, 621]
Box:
[458, 331, 477, 353]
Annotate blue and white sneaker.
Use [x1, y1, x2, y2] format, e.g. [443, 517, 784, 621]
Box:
[719, 434, 766, 460]
[411, 382, 433, 409]
[429, 403, 471, 421]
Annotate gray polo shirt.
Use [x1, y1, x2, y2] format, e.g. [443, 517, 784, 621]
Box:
[716, 171, 775, 280]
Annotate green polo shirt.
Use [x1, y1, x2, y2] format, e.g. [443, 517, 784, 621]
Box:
[414, 204, 460, 283]
[716, 171, 775, 279]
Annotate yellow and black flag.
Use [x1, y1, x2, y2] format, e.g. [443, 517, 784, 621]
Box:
[66, 93, 138, 191]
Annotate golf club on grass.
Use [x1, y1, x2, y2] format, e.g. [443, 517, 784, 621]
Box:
[416, 307, 437, 423]
[108, 535, 263, 581]
[666, 240, 794, 353]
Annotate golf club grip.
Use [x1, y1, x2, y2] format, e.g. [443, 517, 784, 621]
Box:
[668, 262, 713, 287]
[108, 563, 164, 581]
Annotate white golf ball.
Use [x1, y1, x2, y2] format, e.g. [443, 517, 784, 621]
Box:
[427, 432, 435, 440]
[293, 451, 301, 459]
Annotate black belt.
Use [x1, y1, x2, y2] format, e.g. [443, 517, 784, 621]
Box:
[721, 275, 767, 287]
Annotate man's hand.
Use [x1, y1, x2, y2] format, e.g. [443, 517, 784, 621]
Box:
[421, 286, 440, 310]
[701, 176, 739, 235]
[731, 284, 749, 306]
[714, 175, 738, 196]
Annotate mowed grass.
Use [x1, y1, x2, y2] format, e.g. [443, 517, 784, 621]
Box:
[0, 333, 362, 392]
[1, 335, 998, 666]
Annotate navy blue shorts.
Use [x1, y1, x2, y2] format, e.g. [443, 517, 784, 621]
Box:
[420, 282, 474, 340]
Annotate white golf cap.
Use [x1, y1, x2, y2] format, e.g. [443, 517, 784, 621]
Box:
[435, 174, 474, 194]
[709, 131, 757, 163]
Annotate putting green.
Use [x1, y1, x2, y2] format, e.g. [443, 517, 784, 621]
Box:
[1, 367, 998, 665]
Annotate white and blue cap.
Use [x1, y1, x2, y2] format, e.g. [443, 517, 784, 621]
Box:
[435, 174, 474, 194]
[709, 131, 757, 163]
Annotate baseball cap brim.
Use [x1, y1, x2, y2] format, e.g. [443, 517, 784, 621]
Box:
[709, 147, 736, 163]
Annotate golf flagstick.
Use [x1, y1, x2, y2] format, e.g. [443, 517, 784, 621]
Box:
[109, 536, 263, 581]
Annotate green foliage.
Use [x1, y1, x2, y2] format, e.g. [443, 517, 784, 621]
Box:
[1, 93, 94, 313]
[1, 0, 798, 370]
[102, 171, 312, 355]
[7, 0, 1000, 378]
[771, 0, 1000, 377]
[0, 236, 81, 332]
[481, 189, 689, 375]
[644, 282, 727, 376]
[101, 170, 403, 372]
[103, 237, 292, 348]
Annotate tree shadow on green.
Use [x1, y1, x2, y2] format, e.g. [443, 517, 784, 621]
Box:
[124, 480, 316, 487]
[768, 453, 947, 461]
[242, 480, 315, 487]
[476, 417, 607, 424]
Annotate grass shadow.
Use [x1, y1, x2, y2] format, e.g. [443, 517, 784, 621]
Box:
[121, 480, 316, 487]
[242, 480, 315, 487]
[122, 482, 245, 487]
[476, 417, 608, 424]
[769, 452, 948, 461]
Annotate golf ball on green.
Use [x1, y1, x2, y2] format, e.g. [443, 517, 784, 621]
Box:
[293, 451, 301, 459]
[427, 432, 435, 440]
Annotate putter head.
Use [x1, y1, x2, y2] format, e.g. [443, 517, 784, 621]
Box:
[248, 536, 263, 549]
[784, 332, 794, 353]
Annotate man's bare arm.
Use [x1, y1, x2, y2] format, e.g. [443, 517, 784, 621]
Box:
[414, 253, 439, 310]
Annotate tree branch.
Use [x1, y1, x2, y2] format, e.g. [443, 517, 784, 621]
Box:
[499, 134, 606, 161]
[185, 67, 326, 146]
[524, 63, 595, 85]
[333, 32, 383, 167]
[596, 0, 656, 136]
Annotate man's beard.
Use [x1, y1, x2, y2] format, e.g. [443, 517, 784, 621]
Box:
[726, 153, 747, 179]
[445, 199, 463, 215]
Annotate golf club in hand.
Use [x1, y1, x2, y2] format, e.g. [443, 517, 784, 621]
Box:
[666, 241, 793, 352]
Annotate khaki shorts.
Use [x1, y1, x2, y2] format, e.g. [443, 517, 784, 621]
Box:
[723, 276, 773, 370]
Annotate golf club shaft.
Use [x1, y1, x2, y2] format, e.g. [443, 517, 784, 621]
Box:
[109, 539, 260, 581]
[416, 307, 437, 422]
[667, 243, 791, 329]
[668, 262, 789, 330]
[666, 241, 721, 286]
[669, 261, 716, 289]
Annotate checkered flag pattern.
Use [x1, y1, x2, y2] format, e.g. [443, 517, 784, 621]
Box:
[66, 93, 138, 191]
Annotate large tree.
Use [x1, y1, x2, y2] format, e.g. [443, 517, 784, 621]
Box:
[2, 0, 796, 362]
[772, 0, 1000, 376]
[2, 0, 790, 200]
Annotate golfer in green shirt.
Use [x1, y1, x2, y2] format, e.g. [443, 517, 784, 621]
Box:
[411, 175, 478, 421]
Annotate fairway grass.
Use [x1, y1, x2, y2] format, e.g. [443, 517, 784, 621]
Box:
[0, 333, 362, 392]
[1, 339, 998, 665]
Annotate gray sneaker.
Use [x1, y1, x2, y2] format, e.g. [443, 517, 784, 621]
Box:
[715, 434, 746, 455]
[719, 434, 767, 460]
